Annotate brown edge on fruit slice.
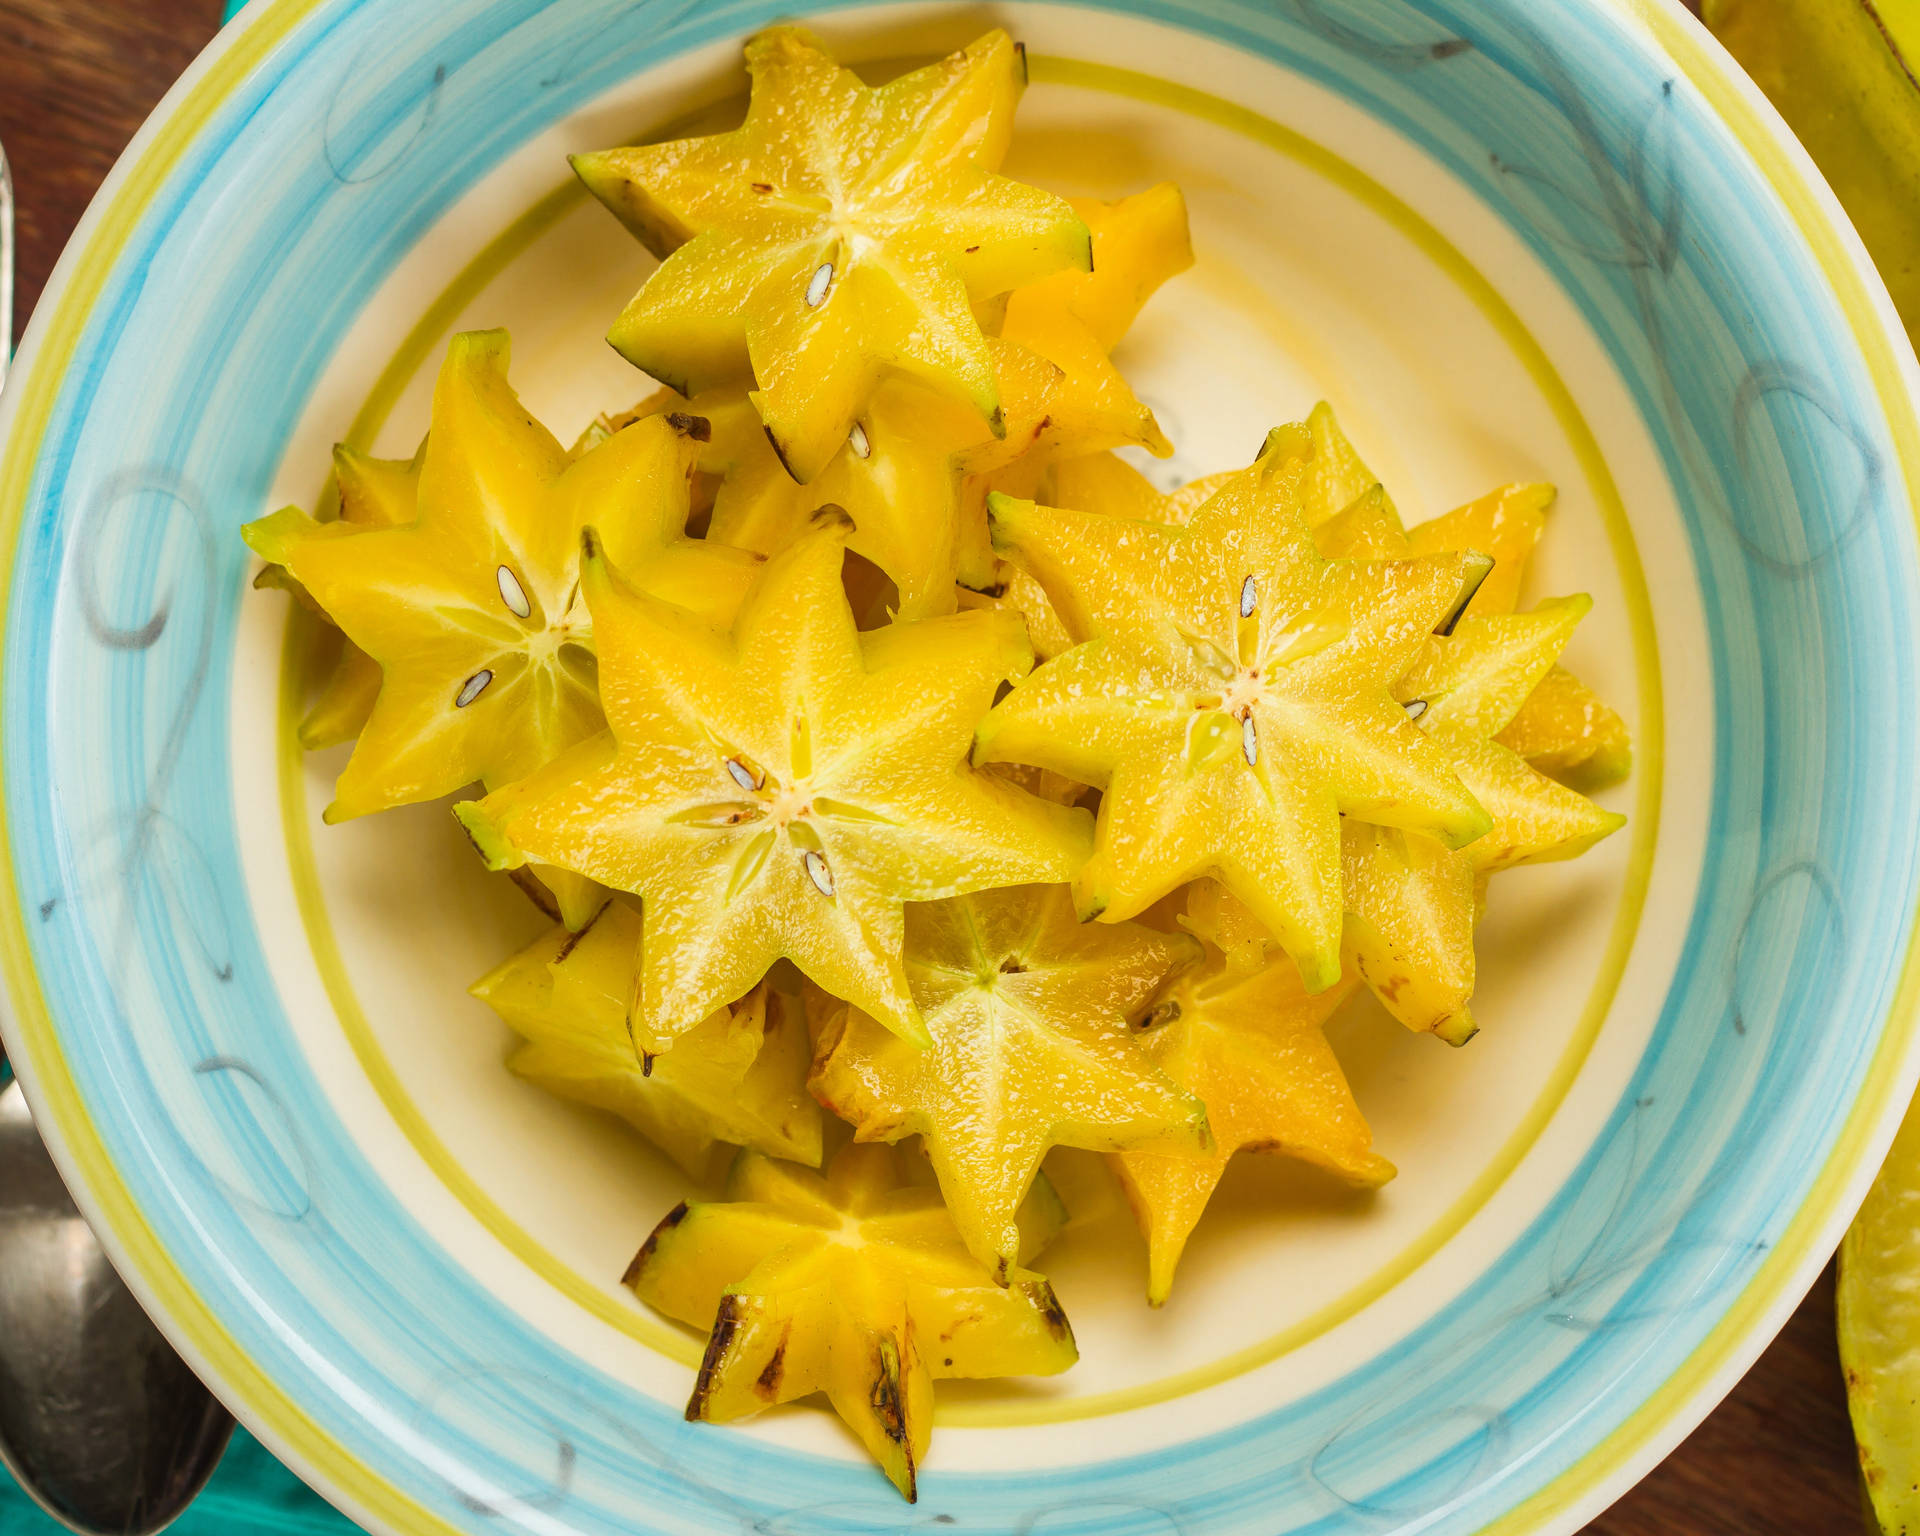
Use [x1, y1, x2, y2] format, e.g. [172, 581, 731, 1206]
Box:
[505, 867, 562, 922]
[622, 1199, 690, 1288]
[687, 1292, 747, 1421]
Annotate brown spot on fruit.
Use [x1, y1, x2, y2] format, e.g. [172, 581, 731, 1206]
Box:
[752, 181, 773, 193]
[754, 1325, 791, 1399]
[1031, 1281, 1074, 1344]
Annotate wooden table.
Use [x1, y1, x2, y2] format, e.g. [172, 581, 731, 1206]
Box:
[0, 1, 1868, 1532]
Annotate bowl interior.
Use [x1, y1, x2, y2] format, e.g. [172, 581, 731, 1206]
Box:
[4, 0, 1918, 1532]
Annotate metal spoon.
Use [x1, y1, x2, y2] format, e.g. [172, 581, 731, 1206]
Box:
[0, 137, 236, 1534]
[0, 1053, 235, 1535]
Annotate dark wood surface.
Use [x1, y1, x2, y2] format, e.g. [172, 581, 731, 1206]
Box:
[0, 1, 1868, 1532]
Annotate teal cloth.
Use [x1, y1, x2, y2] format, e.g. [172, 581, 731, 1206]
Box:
[0, 13, 355, 1534]
[0, 1434, 362, 1534]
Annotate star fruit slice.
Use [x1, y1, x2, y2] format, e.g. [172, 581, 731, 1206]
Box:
[1111, 884, 1393, 1305]
[575, 26, 1091, 483]
[811, 882, 1208, 1276]
[628, 1144, 1077, 1500]
[456, 516, 1091, 1052]
[470, 899, 820, 1175]
[974, 424, 1492, 993]
[672, 186, 1192, 614]
[243, 330, 759, 821]
[1300, 401, 1632, 786]
[1345, 597, 1627, 1040]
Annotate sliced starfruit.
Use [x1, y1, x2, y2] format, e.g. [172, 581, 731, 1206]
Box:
[1112, 884, 1392, 1304]
[974, 425, 1492, 993]
[971, 451, 1232, 663]
[1298, 401, 1632, 786]
[244, 331, 759, 821]
[1495, 664, 1633, 790]
[576, 27, 1090, 483]
[628, 1144, 1077, 1500]
[1022, 183, 1195, 355]
[654, 339, 1062, 619]
[1346, 597, 1627, 1038]
[457, 517, 1091, 1052]
[953, 188, 1190, 583]
[470, 901, 820, 1174]
[287, 442, 424, 751]
[811, 882, 1208, 1277]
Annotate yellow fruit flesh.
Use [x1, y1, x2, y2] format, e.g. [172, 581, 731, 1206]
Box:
[1496, 664, 1633, 791]
[658, 185, 1191, 613]
[244, 331, 757, 820]
[811, 883, 1207, 1275]
[628, 1145, 1076, 1499]
[663, 339, 1061, 619]
[1347, 600, 1625, 1036]
[1112, 891, 1392, 1304]
[577, 27, 1090, 482]
[471, 901, 821, 1174]
[456, 520, 1091, 1051]
[288, 443, 423, 750]
[975, 429, 1492, 993]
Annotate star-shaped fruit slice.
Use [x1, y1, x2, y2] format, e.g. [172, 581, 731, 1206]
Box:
[244, 330, 759, 820]
[974, 425, 1491, 992]
[471, 900, 820, 1175]
[811, 882, 1208, 1276]
[456, 517, 1091, 1051]
[1111, 886, 1392, 1304]
[1345, 597, 1627, 1039]
[628, 1144, 1077, 1500]
[576, 27, 1090, 483]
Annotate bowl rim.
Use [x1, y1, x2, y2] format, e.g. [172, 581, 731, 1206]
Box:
[1, 0, 1917, 1532]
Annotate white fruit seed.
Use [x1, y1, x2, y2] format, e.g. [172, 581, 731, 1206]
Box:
[804, 849, 835, 896]
[496, 564, 531, 619]
[455, 669, 493, 708]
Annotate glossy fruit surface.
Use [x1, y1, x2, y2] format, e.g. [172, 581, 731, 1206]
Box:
[976, 427, 1491, 992]
[628, 1145, 1077, 1500]
[576, 27, 1089, 483]
[470, 901, 820, 1174]
[457, 519, 1090, 1050]
[245, 331, 756, 820]
[811, 882, 1206, 1275]
[1112, 885, 1392, 1304]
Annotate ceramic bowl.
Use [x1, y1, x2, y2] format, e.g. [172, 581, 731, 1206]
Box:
[3, 1, 1918, 1532]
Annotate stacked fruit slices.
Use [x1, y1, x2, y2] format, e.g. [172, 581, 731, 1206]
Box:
[245, 26, 1631, 1501]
